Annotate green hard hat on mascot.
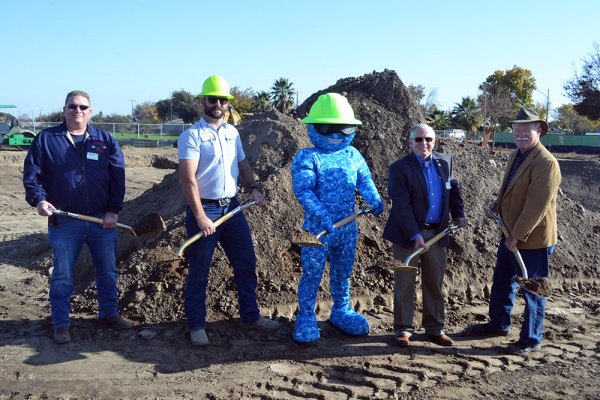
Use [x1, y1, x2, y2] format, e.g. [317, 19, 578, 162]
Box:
[198, 75, 234, 99]
[301, 93, 362, 125]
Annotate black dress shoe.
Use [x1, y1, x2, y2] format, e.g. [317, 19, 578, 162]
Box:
[470, 322, 509, 336]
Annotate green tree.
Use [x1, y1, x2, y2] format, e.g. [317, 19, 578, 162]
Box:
[564, 42, 600, 120]
[133, 101, 158, 123]
[451, 97, 481, 139]
[553, 103, 600, 134]
[230, 87, 255, 116]
[156, 90, 201, 123]
[253, 91, 272, 112]
[426, 106, 451, 130]
[270, 77, 295, 114]
[480, 66, 536, 108]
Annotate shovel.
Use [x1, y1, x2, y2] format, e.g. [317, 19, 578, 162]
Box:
[486, 208, 552, 298]
[51, 209, 166, 237]
[385, 224, 461, 272]
[291, 206, 373, 247]
[154, 198, 257, 263]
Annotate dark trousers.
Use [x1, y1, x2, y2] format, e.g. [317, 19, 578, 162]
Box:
[184, 197, 260, 330]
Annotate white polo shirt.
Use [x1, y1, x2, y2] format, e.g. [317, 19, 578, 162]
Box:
[177, 117, 245, 199]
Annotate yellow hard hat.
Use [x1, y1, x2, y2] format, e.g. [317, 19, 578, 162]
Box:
[301, 93, 362, 125]
[198, 75, 234, 99]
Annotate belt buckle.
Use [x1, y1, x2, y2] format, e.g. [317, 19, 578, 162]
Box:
[218, 198, 229, 207]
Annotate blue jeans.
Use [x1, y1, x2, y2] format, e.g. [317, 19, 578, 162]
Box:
[184, 198, 260, 330]
[48, 215, 118, 328]
[488, 238, 554, 346]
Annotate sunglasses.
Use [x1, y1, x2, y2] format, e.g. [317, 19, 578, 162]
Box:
[314, 124, 357, 137]
[66, 104, 90, 111]
[206, 97, 230, 105]
[414, 137, 434, 143]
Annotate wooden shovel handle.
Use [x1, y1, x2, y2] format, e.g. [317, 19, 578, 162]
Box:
[315, 207, 373, 240]
[52, 210, 136, 236]
[176, 199, 256, 257]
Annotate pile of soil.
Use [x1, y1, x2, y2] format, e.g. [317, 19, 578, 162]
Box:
[47, 70, 599, 327]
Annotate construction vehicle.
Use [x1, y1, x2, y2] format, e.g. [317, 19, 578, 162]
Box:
[0, 105, 36, 150]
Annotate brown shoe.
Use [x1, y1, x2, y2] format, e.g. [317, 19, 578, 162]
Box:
[394, 335, 410, 347]
[428, 333, 454, 346]
[99, 315, 135, 330]
[53, 327, 71, 344]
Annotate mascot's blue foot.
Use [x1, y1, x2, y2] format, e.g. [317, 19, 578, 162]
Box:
[293, 314, 320, 344]
[329, 307, 370, 336]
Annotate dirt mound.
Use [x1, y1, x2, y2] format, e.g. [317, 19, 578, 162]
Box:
[67, 71, 600, 327]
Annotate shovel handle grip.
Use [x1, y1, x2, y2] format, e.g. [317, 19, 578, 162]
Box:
[403, 225, 459, 265]
[52, 210, 136, 236]
[176, 199, 256, 258]
[315, 208, 372, 240]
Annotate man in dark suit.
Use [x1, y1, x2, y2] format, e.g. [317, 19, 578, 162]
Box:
[383, 123, 467, 347]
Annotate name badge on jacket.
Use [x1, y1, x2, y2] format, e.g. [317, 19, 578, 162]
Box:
[86, 152, 99, 161]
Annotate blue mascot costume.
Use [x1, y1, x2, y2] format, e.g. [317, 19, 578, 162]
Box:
[291, 93, 384, 344]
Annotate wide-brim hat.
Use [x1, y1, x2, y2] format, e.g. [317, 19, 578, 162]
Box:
[509, 107, 548, 136]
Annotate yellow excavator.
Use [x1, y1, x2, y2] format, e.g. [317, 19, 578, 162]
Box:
[224, 103, 242, 126]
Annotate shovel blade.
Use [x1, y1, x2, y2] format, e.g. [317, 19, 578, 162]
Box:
[515, 277, 552, 298]
[132, 213, 167, 236]
[290, 230, 324, 247]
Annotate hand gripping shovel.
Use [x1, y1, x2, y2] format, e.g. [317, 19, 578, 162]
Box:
[291, 206, 373, 247]
[153, 198, 257, 264]
[175, 198, 256, 258]
[385, 224, 461, 272]
[51, 210, 166, 237]
[486, 208, 552, 298]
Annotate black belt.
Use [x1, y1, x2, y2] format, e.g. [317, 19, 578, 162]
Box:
[201, 198, 231, 207]
[422, 223, 440, 231]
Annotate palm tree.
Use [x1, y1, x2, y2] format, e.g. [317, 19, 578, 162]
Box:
[270, 78, 295, 114]
[253, 91, 272, 112]
[451, 97, 481, 139]
[426, 107, 451, 130]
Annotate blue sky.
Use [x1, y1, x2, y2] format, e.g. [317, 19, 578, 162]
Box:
[2, 0, 598, 119]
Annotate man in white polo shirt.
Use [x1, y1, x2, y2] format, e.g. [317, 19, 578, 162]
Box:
[177, 75, 279, 346]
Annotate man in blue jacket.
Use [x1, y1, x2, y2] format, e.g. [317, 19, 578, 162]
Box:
[383, 123, 467, 347]
[23, 90, 133, 344]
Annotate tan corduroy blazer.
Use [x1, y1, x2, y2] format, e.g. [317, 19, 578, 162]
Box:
[497, 142, 561, 249]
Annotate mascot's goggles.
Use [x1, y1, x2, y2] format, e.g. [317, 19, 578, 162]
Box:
[314, 124, 357, 137]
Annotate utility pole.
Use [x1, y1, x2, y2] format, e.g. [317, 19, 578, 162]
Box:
[128, 99, 135, 120]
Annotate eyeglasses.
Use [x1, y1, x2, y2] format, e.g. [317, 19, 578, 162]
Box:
[414, 137, 434, 143]
[205, 97, 230, 105]
[66, 104, 90, 111]
[313, 124, 357, 137]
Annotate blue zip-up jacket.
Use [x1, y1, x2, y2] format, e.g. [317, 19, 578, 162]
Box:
[23, 122, 125, 215]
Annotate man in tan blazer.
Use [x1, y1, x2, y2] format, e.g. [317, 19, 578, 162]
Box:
[471, 108, 561, 355]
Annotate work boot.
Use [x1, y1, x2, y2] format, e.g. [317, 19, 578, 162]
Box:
[99, 315, 135, 330]
[53, 327, 71, 344]
[242, 317, 280, 331]
[190, 329, 209, 346]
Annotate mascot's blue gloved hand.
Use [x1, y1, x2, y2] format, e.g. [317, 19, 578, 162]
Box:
[370, 200, 385, 217]
[319, 215, 335, 233]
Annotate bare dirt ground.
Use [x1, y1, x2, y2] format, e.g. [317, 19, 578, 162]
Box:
[1, 71, 600, 399]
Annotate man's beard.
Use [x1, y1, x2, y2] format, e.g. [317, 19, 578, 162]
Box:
[204, 103, 225, 120]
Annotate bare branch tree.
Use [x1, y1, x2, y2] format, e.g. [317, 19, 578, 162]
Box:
[477, 85, 514, 149]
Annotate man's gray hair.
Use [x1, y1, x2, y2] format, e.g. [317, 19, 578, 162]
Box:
[65, 90, 91, 105]
[409, 123, 435, 139]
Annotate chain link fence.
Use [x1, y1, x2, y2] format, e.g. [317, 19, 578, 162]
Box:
[20, 122, 192, 148]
